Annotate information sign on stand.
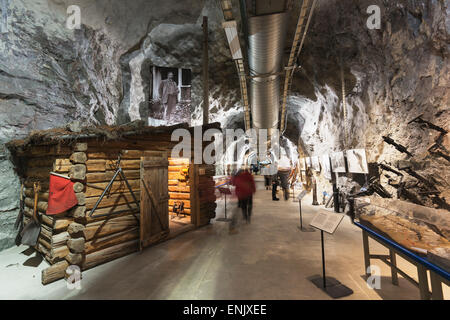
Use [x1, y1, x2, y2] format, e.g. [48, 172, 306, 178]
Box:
[297, 190, 315, 232]
[308, 209, 353, 298]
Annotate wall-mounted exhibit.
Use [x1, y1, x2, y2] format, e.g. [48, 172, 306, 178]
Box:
[149, 66, 192, 126]
[330, 152, 346, 173]
[346, 149, 368, 174]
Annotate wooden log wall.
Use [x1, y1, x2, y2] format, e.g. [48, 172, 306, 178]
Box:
[78, 146, 144, 271]
[16, 126, 221, 284]
[168, 157, 191, 216]
[21, 148, 74, 279]
[41, 142, 89, 284]
[191, 164, 217, 227]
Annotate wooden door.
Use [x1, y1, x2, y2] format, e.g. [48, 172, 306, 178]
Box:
[140, 155, 170, 250]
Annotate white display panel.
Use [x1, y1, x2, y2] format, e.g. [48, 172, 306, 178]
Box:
[346, 149, 369, 174]
[330, 152, 346, 173]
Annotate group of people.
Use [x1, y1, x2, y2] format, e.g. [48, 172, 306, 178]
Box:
[263, 154, 295, 201]
[227, 156, 297, 234]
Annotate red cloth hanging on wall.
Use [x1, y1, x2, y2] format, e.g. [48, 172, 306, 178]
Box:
[46, 174, 78, 215]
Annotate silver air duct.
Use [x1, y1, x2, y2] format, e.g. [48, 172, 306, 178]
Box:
[248, 12, 287, 130]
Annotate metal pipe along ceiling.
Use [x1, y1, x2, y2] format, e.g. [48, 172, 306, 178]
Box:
[248, 12, 287, 130]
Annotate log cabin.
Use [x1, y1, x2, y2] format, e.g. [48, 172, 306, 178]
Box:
[6, 121, 218, 285]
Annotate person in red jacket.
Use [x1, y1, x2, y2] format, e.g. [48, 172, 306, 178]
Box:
[231, 167, 256, 223]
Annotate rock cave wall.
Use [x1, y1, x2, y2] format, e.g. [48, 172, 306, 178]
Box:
[286, 0, 449, 205]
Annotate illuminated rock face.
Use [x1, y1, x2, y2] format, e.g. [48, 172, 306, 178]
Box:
[286, 0, 449, 207]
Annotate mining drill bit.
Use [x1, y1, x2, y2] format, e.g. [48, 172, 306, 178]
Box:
[429, 149, 450, 163]
[408, 114, 448, 134]
[382, 136, 413, 157]
[404, 167, 437, 190]
[378, 163, 403, 176]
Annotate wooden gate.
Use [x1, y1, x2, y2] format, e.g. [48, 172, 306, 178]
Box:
[140, 154, 170, 250]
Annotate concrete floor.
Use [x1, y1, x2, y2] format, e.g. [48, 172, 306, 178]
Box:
[0, 178, 448, 300]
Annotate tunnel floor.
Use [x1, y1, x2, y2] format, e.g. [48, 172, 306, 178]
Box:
[1, 179, 448, 300]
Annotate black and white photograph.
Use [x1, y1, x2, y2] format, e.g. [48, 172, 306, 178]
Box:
[311, 156, 320, 172]
[320, 154, 332, 180]
[149, 66, 192, 126]
[330, 152, 346, 173]
[299, 157, 306, 171]
[346, 149, 369, 174]
[305, 157, 312, 168]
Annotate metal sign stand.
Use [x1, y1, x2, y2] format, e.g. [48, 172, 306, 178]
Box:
[216, 187, 232, 222]
[308, 210, 353, 298]
[297, 190, 315, 232]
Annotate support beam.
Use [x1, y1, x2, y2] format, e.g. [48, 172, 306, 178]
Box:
[280, 0, 317, 133]
[220, 1, 251, 131]
[202, 16, 209, 125]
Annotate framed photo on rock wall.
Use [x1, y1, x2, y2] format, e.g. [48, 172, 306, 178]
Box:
[149, 66, 191, 126]
[330, 152, 346, 173]
[346, 149, 369, 174]
[320, 154, 332, 180]
[311, 156, 320, 172]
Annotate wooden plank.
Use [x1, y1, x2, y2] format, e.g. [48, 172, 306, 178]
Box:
[140, 230, 169, 248]
[168, 172, 182, 180]
[85, 205, 139, 224]
[168, 158, 190, 166]
[87, 150, 145, 159]
[169, 192, 190, 200]
[140, 156, 169, 251]
[85, 191, 140, 210]
[24, 188, 49, 201]
[25, 167, 52, 179]
[85, 179, 140, 197]
[168, 165, 186, 172]
[86, 170, 140, 183]
[24, 197, 48, 213]
[17, 145, 71, 157]
[83, 215, 139, 241]
[84, 227, 139, 254]
[168, 185, 190, 193]
[24, 207, 71, 231]
[42, 260, 69, 285]
[53, 164, 71, 173]
[86, 159, 106, 172]
[82, 239, 139, 270]
[106, 159, 140, 170]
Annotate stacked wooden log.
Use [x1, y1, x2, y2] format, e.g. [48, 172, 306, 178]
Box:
[19, 146, 73, 284]
[40, 143, 89, 284]
[79, 147, 144, 271]
[168, 157, 191, 216]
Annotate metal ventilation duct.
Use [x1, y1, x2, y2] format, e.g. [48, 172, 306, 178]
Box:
[248, 12, 287, 130]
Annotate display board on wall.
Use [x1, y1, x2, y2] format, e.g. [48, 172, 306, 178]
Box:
[346, 149, 369, 174]
[330, 152, 346, 173]
[299, 158, 306, 171]
[305, 157, 312, 168]
[149, 66, 191, 126]
[311, 156, 320, 172]
[320, 154, 332, 180]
